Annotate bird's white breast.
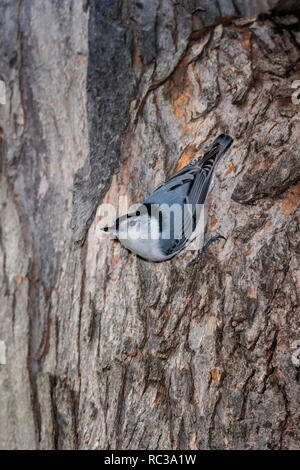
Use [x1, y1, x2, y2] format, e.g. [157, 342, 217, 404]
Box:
[118, 215, 168, 261]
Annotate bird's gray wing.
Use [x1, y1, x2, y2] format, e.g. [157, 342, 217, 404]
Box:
[142, 134, 233, 256]
[143, 165, 200, 206]
[142, 165, 212, 257]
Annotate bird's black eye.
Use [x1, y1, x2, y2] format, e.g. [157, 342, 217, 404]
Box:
[103, 227, 109, 232]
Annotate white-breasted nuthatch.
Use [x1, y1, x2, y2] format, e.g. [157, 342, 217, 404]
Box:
[103, 134, 233, 266]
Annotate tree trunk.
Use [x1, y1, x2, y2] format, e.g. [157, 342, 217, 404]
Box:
[0, 0, 300, 450]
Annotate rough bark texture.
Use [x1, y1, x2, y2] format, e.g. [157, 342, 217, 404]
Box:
[0, 0, 300, 450]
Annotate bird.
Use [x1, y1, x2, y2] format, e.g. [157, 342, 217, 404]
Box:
[103, 134, 233, 267]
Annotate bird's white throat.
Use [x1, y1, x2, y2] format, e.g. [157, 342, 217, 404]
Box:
[117, 214, 166, 261]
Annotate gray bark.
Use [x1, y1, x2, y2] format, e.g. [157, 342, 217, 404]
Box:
[0, 0, 300, 450]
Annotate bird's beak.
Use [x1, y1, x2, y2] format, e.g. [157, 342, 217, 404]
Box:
[101, 225, 118, 236]
[192, 6, 206, 13]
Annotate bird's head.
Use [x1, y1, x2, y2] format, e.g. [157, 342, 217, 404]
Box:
[102, 210, 151, 241]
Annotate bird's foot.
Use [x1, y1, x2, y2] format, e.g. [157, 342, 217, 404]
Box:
[186, 234, 226, 269]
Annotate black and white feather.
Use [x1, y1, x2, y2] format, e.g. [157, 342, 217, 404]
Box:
[104, 134, 233, 262]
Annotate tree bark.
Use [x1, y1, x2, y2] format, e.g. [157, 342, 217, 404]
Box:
[0, 0, 300, 450]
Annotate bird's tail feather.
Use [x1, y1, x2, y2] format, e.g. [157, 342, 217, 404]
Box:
[200, 134, 233, 166]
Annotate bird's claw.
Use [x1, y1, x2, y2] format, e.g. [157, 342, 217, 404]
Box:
[186, 234, 227, 270]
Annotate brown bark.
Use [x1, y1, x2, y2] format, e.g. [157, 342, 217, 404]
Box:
[0, 0, 300, 450]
